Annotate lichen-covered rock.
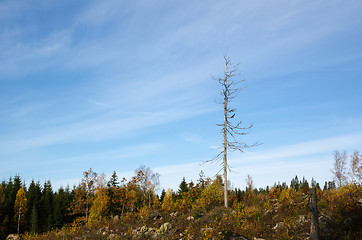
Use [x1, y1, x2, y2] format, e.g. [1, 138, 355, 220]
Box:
[108, 233, 120, 239]
[157, 222, 172, 235]
[170, 211, 178, 217]
[6, 234, 19, 240]
[222, 231, 249, 239]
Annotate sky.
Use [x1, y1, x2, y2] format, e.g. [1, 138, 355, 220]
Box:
[1, 0, 362, 192]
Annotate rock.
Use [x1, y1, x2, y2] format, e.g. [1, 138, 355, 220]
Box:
[222, 230, 249, 239]
[158, 222, 172, 235]
[273, 222, 284, 230]
[6, 234, 19, 240]
[297, 215, 307, 225]
[140, 225, 148, 234]
[170, 211, 178, 217]
[97, 226, 109, 236]
[132, 225, 158, 238]
[108, 233, 120, 239]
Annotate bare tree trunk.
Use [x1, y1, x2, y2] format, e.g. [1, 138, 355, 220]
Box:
[86, 204, 88, 222]
[149, 192, 151, 208]
[17, 208, 21, 234]
[223, 58, 228, 208]
[309, 188, 319, 240]
[207, 55, 258, 209]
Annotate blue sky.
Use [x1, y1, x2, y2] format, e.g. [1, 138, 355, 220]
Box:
[1, 0, 362, 191]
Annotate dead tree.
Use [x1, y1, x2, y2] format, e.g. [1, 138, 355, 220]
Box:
[207, 55, 258, 208]
[309, 187, 319, 240]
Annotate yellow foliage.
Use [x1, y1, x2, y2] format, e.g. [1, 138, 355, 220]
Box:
[278, 188, 296, 204]
[68, 185, 88, 217]
[162, 189, 174, 211]
[268, 186, 281, 199]
[89, 188, 110, 221]
[197, 176, 223, 210]
[14, 187, 27, 230]
[138, 205, 150, 224]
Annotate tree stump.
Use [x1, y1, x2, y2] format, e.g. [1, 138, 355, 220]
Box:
[309, 187, 319, 240]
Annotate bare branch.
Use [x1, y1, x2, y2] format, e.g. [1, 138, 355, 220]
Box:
[205, 54, 259, 208]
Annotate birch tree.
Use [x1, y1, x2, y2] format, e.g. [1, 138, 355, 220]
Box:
[349, 150, 362, 184]
[331, 150, 348, 187]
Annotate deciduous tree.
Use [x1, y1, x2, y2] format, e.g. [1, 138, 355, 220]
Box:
[69, 168, 98, 222]
[134, 165, 160, 208]
[14, 187, 27, 234]
[331, 150, 348, 187]
[89, 187, 110, 221]
[349, 150, 362, 184]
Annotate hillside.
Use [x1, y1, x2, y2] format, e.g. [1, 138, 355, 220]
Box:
[1, 168, 361, 239]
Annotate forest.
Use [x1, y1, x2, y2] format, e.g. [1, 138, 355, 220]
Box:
[0, 151, 361, 240]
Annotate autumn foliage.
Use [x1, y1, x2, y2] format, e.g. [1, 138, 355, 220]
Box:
[0, 156, 361, 239]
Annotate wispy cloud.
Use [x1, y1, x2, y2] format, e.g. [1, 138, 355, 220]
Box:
[87, 99, 113, 108]
[22, 132, 362, 191]
[1, 0, 361, 191]
[182, 132, 203, 144]
[143, 133, 362, 190]
[0, 106, 212, 155]
[230, 132, 362, 166]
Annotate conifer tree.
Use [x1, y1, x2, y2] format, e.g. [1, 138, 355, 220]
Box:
[108, 171, 120, 216]
[108, 171, 119, 187]
[53, 186, 72, 229]
[0, 185, 6, 237]
[39, 181, 54, 232]
[290, 176, 300, 191]
[26, 180, 41, 233]
[178, 177, 189, 197]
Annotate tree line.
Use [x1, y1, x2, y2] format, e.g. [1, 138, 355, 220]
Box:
[0, 165, 160, 238]
[0, 150, 361, 239]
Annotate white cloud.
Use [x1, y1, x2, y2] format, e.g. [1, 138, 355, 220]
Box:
[87, 99, 113, 108]
[150, 133, 362, 190]
[0, 109, 205, 154]
[235, 133, 362, 165]
[1, 0, 362, 192]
